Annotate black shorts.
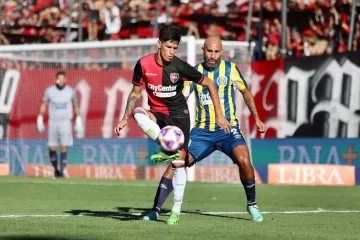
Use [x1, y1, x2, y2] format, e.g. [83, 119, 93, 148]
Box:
[152, 112, 190, 152]
[89, 10, 100, 24]
[103, 33, 112, 40]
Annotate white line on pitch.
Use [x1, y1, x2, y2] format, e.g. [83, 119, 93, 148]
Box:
[1, 209, 360, 218]
[0, 179, 239, 188]
[0, 179, 158, 187]
[187, 209, 360, 215]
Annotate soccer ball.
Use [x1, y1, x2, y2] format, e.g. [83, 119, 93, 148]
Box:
[158, 126, 184, 152]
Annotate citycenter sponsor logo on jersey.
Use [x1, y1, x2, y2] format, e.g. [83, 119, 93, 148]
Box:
[147, 83, 177, 98]
[199, 92, 224, 105]
[145, 73, 157, 76]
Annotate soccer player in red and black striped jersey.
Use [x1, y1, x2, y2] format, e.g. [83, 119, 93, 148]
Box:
[114, 25, 231, 221]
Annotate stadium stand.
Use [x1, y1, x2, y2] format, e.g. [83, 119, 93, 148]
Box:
[0, 0, 359, 60]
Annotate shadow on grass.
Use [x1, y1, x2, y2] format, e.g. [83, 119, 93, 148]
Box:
[65, 206, 249, 222]
[64, 207, 166, 223]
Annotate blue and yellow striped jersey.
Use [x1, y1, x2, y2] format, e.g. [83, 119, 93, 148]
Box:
[183, 60, 248, 131]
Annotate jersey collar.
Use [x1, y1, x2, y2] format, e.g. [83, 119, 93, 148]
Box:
[154, 52, 167, 67]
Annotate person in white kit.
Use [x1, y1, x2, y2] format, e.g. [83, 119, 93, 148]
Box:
[37, 71, 83, 178]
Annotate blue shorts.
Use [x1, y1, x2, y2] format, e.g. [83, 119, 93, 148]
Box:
[187, 127, 247, 167]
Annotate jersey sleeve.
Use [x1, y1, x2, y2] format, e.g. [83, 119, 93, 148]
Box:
[182, 81, 194, 98]
[132, 60, 143, 86]
[232, 64, 249, 90]
[178, 59, 204, 84]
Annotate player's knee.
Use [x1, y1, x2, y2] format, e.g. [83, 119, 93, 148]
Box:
[234, 155, 250, 166]
[49, 146, 57, 152]
[133, 107, 150, 124]
[133, 107, 148, 118]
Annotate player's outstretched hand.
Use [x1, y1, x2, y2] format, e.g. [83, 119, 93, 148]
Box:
[216, 115, 232, 133]
[114, 119, 128, 136]
[256, 119, 266, 133]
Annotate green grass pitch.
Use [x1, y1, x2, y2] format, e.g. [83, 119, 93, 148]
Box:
[0, 176, 359, 240]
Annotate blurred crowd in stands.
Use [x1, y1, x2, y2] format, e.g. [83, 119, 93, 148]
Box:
[0, 0, 360, 61]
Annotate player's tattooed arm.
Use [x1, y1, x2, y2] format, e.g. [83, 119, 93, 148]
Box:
[123, 96, 138, 120]
[241, 88, 259, 119]
[115, 85, 142, 136]
[114, 85, 141, 136]
[245, 97, 259, 119]
[241, 88, 266, 133]
[122, 85, 142, 120]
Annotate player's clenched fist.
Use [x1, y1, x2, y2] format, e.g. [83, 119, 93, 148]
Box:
[256, 119, 266, 133]
[114, 119, 128, 136]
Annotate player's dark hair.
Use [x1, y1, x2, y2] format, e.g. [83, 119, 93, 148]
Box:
[56, 71, 66, 77]
[159, 25, 182, 43]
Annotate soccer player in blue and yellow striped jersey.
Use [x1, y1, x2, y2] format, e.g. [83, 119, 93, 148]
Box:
[185, 59, 247, 131]
[143, 37, 266, 224]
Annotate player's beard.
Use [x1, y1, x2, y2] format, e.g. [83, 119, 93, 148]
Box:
[56, 83, 65, 90]
[204, 57, 220, 70]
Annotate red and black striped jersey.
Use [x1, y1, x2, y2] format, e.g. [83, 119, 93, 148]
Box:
[132, 53, 204, 117]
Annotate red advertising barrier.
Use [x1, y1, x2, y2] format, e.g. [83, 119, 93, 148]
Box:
[7, 69, 148, 139]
